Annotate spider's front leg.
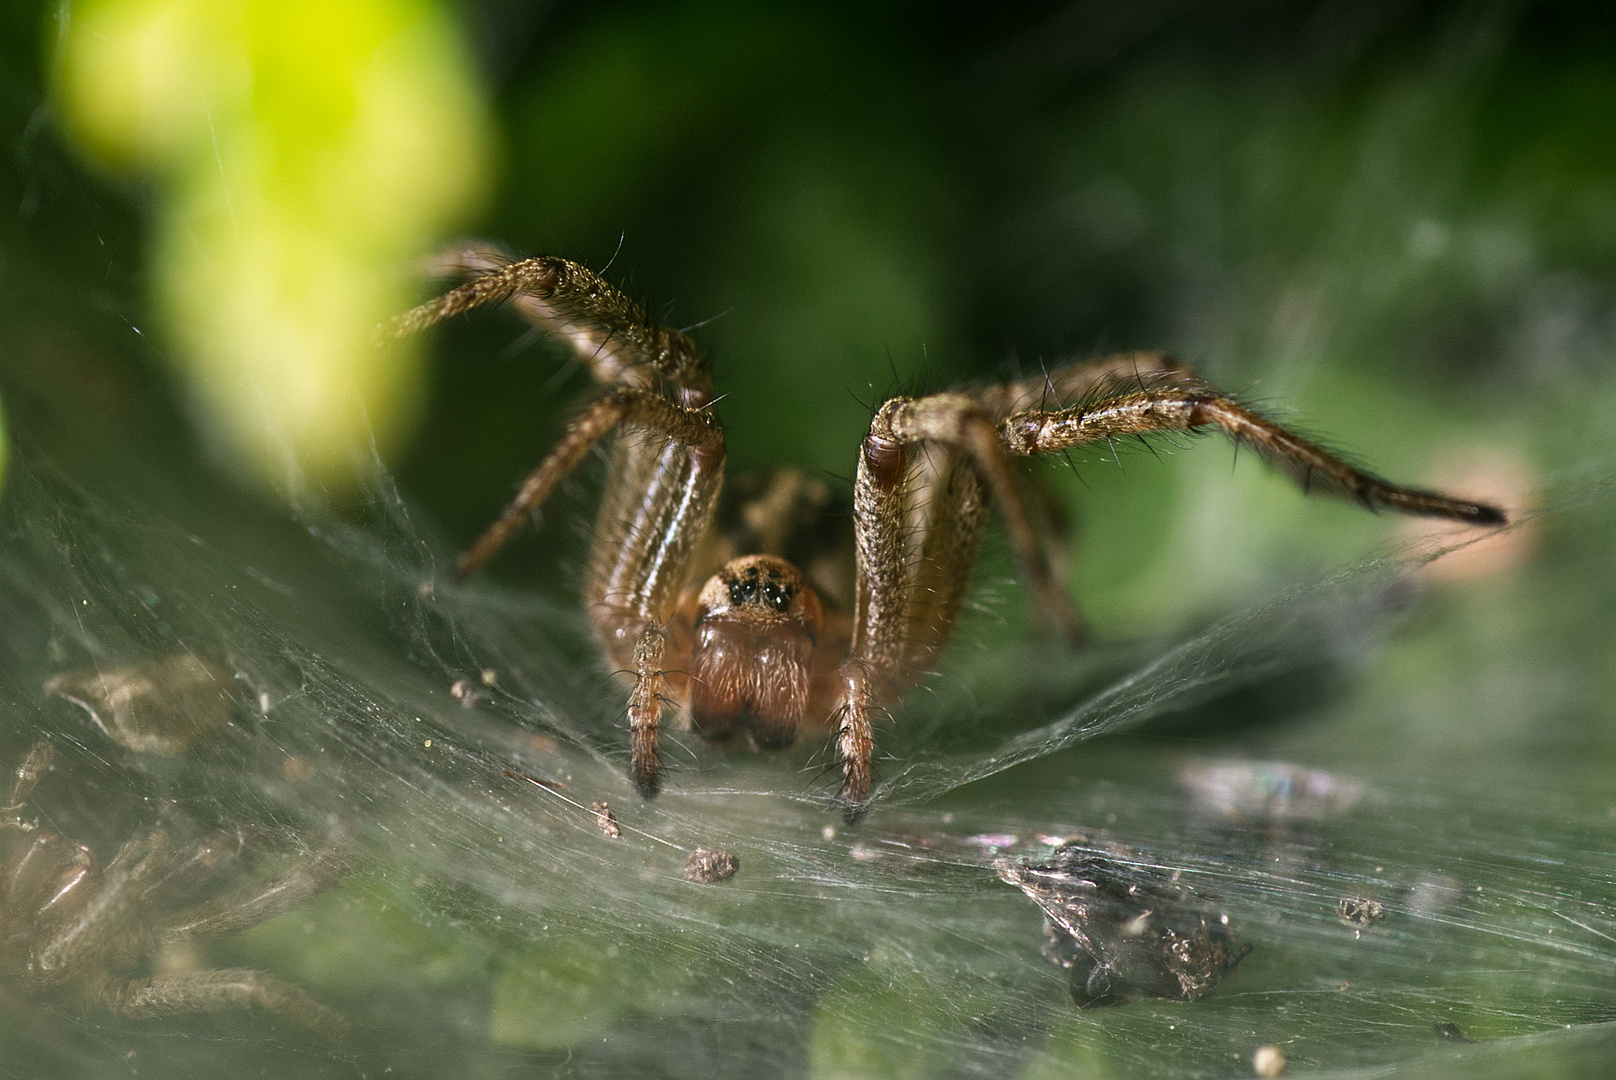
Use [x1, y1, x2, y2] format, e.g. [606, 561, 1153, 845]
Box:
[829, 354, 1507, 818]
[833, 393, 1079, 818]
[387, 246, 713, 407]
[583, 403, 727, 797]
[461, 392, 725, 798]
[993, 353, 1507, 525]
[390, 249, 726, 799]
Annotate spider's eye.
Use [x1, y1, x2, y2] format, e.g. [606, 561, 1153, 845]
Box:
[725, 563, 796, 613]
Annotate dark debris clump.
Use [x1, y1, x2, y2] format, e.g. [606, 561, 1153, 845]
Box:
[683, 847, 739, 884]
[997, 842, 1250, 1008]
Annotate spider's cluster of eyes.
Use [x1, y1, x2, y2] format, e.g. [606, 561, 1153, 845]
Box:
[723, 564, 796, 614]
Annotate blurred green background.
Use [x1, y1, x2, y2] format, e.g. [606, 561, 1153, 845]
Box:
[5, 2, 1616, 1078]
[14, 0, 1610, 632]
[402, 0, 1588, 636]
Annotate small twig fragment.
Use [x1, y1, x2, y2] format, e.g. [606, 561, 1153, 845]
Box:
[591, 801, 621, 839]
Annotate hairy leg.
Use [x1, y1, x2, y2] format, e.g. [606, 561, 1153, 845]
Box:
[105, 968, 346, 1039]
[973, 350, 1194, 421]
[583, 424, 727, 793]
[389, 250, 731, 800]
[627, 625, 669, 797]
[386, 246, 713, 407]
[34, 831, 168, 980]
[829, 352, 1504, 814]
[996, 379, 1506, 524]
[832, 391, 1077, 815]
[161, 833, 352, 942]
[831, 660, 877, 820]
[865, 394, 1084, 644]
[455, 388, 723, 580]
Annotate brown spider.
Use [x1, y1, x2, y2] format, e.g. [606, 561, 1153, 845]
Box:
[0, 742, 349, 1036]
[389, 246, 1505, 819]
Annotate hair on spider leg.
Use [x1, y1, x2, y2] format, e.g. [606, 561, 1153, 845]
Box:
[414, 241, 511, 281]
[598, 232, 627, 276]
[1051, 447, 1094, 490]
[659, 736, 710, 774]
[803, 752, 878, 805]
[1132, 432, 1165, 462]
[798, 744, 845, 786]
[677, 308, 733, 336]
[845, 382, 884, 419]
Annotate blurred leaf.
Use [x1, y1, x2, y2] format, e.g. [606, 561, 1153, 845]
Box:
[52, 0, 492, 491]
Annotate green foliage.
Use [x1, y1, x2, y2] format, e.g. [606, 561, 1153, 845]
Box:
[52, 0, 491, 491]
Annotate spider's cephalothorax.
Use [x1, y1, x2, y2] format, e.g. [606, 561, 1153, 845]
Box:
[688, 554, 825, 749]
[389, 245, 1507, 820]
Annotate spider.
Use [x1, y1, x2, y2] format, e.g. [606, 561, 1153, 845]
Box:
[389, 245, 1506, 820]
[0, 741, 349, 1036]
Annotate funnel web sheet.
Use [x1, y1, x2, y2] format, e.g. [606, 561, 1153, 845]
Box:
[0, 445, 1611, 1080]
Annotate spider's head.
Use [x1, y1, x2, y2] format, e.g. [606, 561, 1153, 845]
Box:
[690, 555, 823, 748]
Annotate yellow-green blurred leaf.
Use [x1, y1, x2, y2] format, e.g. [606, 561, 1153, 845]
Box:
[53, 0, 492, 491]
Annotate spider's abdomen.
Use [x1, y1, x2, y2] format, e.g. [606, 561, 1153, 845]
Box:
[689, 556, 822, 749]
